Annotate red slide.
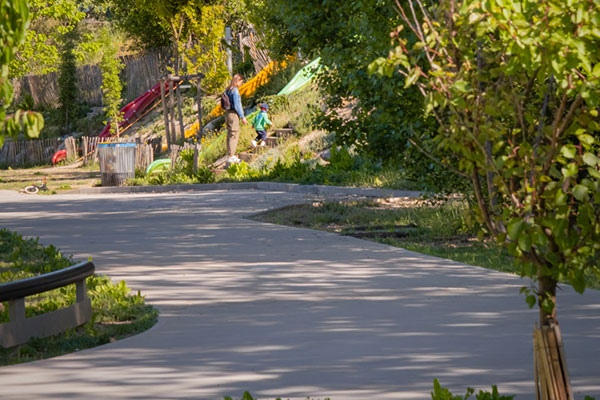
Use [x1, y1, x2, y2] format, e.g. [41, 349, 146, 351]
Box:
[53, 81, 171, 165]
[99, 81, 170, 138]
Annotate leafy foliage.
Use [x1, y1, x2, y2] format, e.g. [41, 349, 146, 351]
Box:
[114, 0, 234, 94]
[134, 148, 216, 186]
[373, 0, 600, 320]
[98, 27, 124, 136]
[249, 0, 465, 193]
[0, 0, 44, 146]
[58, 28, 79, 134]
[106, 0, 171, 49]
[10, 0, 85, 77]
[180, 4, 229, 94]
[431, 379, 514, 400]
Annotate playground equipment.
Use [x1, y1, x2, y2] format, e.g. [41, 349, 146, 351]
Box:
[53, 58, 322, 167]
[146, 158, 171, 175]
[98, 81, 170, 139]
[277, 57, 321, 95]
[183, 59, 294, 139]
[175, 58, 323, 170]
[52, 81, 173, 165]
[52, 149, 67, 165]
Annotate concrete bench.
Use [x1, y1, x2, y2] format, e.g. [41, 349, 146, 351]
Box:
[0, 261, 95, 348]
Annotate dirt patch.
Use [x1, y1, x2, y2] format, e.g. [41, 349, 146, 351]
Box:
[0, 163, 100, 193]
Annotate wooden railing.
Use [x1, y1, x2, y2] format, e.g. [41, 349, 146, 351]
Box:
[0, 261, 95, 348]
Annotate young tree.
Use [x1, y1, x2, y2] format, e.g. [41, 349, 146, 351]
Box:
[99, 27, 124, 136]
[1, 0, 44, 147]
[58, 28, 79, 134]
[372, 1, 600, 387]
[182, 4, 229, 94]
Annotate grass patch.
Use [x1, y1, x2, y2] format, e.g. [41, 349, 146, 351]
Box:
[0, 229, 158, 365]
[0, 166, 99, 193]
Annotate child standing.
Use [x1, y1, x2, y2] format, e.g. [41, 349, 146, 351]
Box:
[251, 103, 272, 147]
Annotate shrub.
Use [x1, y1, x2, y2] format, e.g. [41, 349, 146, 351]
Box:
[431, 379, 514, 400]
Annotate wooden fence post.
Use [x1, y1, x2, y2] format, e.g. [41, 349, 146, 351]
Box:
[82, 137, 89, 165]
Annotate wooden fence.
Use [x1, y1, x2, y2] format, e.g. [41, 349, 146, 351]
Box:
[0, 136, 156, 170]
[0, 138, 60, 167]
[12, 48, 172, 107]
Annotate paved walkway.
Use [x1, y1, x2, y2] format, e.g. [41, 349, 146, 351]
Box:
[0, 184, 598, 399]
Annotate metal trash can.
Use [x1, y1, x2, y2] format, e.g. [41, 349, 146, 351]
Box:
[98, 142, 136, 186]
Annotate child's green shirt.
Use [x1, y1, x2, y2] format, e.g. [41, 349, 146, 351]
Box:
[253, 110, 272, 131]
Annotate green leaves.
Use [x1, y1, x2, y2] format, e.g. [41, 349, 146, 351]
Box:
[507, 219, 525, 241]
[572, 184, 589, 201]
[376, 0, 600, 315]
[0, 0, 44, 145]
[431, 378, 515, 400]
[583, 152, 600, 166]
[526, 294, 537, 308]
[404, 66, 421, 88]
[9, 0, 85, 77]
[98, 27, 124, 136]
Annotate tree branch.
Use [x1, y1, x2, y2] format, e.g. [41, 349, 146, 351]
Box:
[542, 93, 583, 177]
[407, 133, 470, 179]
[471, 165, 498, 236]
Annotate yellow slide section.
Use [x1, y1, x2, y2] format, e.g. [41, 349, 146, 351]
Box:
[184, 60, 287, 138]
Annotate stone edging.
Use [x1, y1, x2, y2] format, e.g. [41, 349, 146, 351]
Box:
[64, 181, 423, 199]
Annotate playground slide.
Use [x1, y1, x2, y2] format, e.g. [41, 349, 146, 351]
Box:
[191, 58, 322, 167]
[99, 81, 170, 139]
[277, 57, 321, 96]
[53, 81, 171, 164]
[146, 158, 171, 174]
[183, 60, 289, 139]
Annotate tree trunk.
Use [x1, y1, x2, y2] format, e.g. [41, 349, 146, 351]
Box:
[168, 77, 177, 145]
[538, 271, 557, 327]
[533, 269, 572, 399]
[160, 79, 171, 152]
[174, 41, 185, 141]
[196, 78, 202, 137]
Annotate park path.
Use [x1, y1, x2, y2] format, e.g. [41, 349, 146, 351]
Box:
[0, 186, 598, 399]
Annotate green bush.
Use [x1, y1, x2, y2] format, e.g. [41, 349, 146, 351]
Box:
[226, 161, 265, 181]
[138, 149, 216, 186]
[431, 379, 514, 400]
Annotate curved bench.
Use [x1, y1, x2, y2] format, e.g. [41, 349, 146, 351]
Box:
[0, 261, 95, 348]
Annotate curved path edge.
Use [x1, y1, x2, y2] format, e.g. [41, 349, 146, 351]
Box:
[65, 181, 423, 199]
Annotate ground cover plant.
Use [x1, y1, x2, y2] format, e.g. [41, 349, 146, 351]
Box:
[225, 145, 424, 191]
[0, 229, 157, 365]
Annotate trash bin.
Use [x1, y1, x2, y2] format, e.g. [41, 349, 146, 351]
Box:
[98, 142, 136, 186]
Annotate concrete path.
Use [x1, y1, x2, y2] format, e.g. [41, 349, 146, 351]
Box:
[0, 186, 598, 399]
